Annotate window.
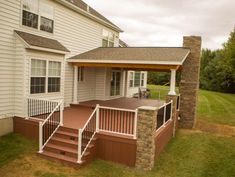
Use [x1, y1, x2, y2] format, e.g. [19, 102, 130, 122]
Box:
[22, 10, 38, 29]
[134, 71, 141, 87]
[48, 61, 61, 92]
[39, 3, 54, 33]
[30, 59, 61, 94]
[102, 29, 115, 47]
[129, 71, 145, 88]
[141, 73, 145, 86]
[30, 59, 46, 94]
[129, 72, 134, 87]
[40, 17, 53, 33]
[78, 67, 84, 82]
[22, 0, 54, 33]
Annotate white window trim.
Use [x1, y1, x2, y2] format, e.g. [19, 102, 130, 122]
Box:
[29, 58, 62, 95]
[20, 0, 55, 34]
[129, 71, 145, 88]
[102, 29, 115, 47]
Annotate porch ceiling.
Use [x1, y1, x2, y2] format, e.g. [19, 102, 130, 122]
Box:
[68, 47, 190, 71]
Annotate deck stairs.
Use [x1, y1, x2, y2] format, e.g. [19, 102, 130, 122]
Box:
[39, 126, 97, 167]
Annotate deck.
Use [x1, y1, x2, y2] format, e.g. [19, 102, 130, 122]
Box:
[63, 97, 164, 129]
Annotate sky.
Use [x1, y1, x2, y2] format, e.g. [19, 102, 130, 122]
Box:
[83, 0, 235, 50]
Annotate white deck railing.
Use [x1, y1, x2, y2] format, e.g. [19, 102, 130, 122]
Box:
[77, 104, 138, 163]
[28, 98, 64, 153]
[156, 100, 173, 131]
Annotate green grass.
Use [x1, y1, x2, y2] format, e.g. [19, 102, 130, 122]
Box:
[0, 131, 235, 177]
[0, 133, 36, 167]
[148, 84, 235, 126]
[197, 90, 235, 126]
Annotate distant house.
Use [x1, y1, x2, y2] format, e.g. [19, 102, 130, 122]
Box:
[0, 0, 201, 170]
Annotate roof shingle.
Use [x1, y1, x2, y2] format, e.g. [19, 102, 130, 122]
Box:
[69, 47, 190, 65]
[15, 30, 69, 52]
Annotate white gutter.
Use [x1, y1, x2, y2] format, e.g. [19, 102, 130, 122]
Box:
[56, 0, 123, 33]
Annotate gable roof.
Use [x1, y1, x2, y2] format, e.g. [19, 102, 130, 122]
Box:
[15, 30, 69, 53]
[59, 0, 123, 32]
[119, 39, 129, 47]
[68, 47, 190, 65]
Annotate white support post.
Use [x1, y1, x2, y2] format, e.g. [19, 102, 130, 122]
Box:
[77, 128, 82, 163]
[60, 101, 63, 126]
[96, 104, 100, 132]
[73, 66, 78, 104]
[163, 104, 166, 127]
[39, 121, 43, 153]
[133, 109, 138, 139]
[168, 69, 176, 95]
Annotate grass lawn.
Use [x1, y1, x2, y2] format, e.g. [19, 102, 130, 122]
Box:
[0, 85, 235, 177]
[0, 131, 235, 177]
[148, 84, 235, 126]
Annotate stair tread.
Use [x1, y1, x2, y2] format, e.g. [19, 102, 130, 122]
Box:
[51, 136, 78, 145]
[56, 130, 78, 137]
[46, 142, 78, 154]
[40, 150, 79, 163]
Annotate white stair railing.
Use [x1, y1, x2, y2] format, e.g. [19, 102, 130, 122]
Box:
[38, 100, 63, 153]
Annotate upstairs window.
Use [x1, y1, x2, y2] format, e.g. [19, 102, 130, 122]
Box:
[22, 0, 39, 29]
[22, 0, 54, 33]
[102, 29, 115, 47]
[40, 3, 54, 33]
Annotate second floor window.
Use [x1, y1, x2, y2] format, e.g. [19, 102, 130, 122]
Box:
[22, 0, 54, 33]
[102, 29, 115, 47]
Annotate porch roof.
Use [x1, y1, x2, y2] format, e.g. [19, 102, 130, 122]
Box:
[68, 47, 190, 71]
[14, 30, 70, 54]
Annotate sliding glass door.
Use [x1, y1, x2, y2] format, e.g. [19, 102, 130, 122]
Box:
[110, 71, 121, 96]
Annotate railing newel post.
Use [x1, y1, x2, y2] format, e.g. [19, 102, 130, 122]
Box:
[60, 100, 64, 126]
[163, 103, 166, 127]
[39, 121, 43, 153]
[133, 109, 138, 139]
[77, 128, 82, 163]
[96, 104, 100, 132]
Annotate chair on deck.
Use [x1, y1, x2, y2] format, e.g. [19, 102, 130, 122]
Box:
[133, 87, 151, 99]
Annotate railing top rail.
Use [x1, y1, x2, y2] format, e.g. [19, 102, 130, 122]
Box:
[27, 97, 61, 103]
[99, 105, 136, 113]
[81, 105, 99, 132]
[158, 100, 173, 109]
[41, 100, 63, 126]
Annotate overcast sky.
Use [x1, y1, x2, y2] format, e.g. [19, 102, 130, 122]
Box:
[83, 0, 235, 49]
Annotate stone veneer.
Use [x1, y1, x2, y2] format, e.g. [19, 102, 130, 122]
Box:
[180, 36, 202, 128]
[135, 106, 157, 170]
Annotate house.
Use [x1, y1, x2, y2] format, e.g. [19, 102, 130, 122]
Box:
[0, 0, 201, 170]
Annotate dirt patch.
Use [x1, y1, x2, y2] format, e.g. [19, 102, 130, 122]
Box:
[195, 119, 235, 137]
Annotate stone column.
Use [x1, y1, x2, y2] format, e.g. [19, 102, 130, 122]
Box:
[136, 106, 157, 170]
[180, 36, 202, 128]
[166, 95, 178, 137]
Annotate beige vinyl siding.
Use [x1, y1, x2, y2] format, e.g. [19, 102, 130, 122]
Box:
[95, 68, 107, 100]
[0, 0, 120, 117]
[14, 37, 26, 117]
[0, 0, 21, 119]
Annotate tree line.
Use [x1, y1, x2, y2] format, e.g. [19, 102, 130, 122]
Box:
[148, 28, 235, 93]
